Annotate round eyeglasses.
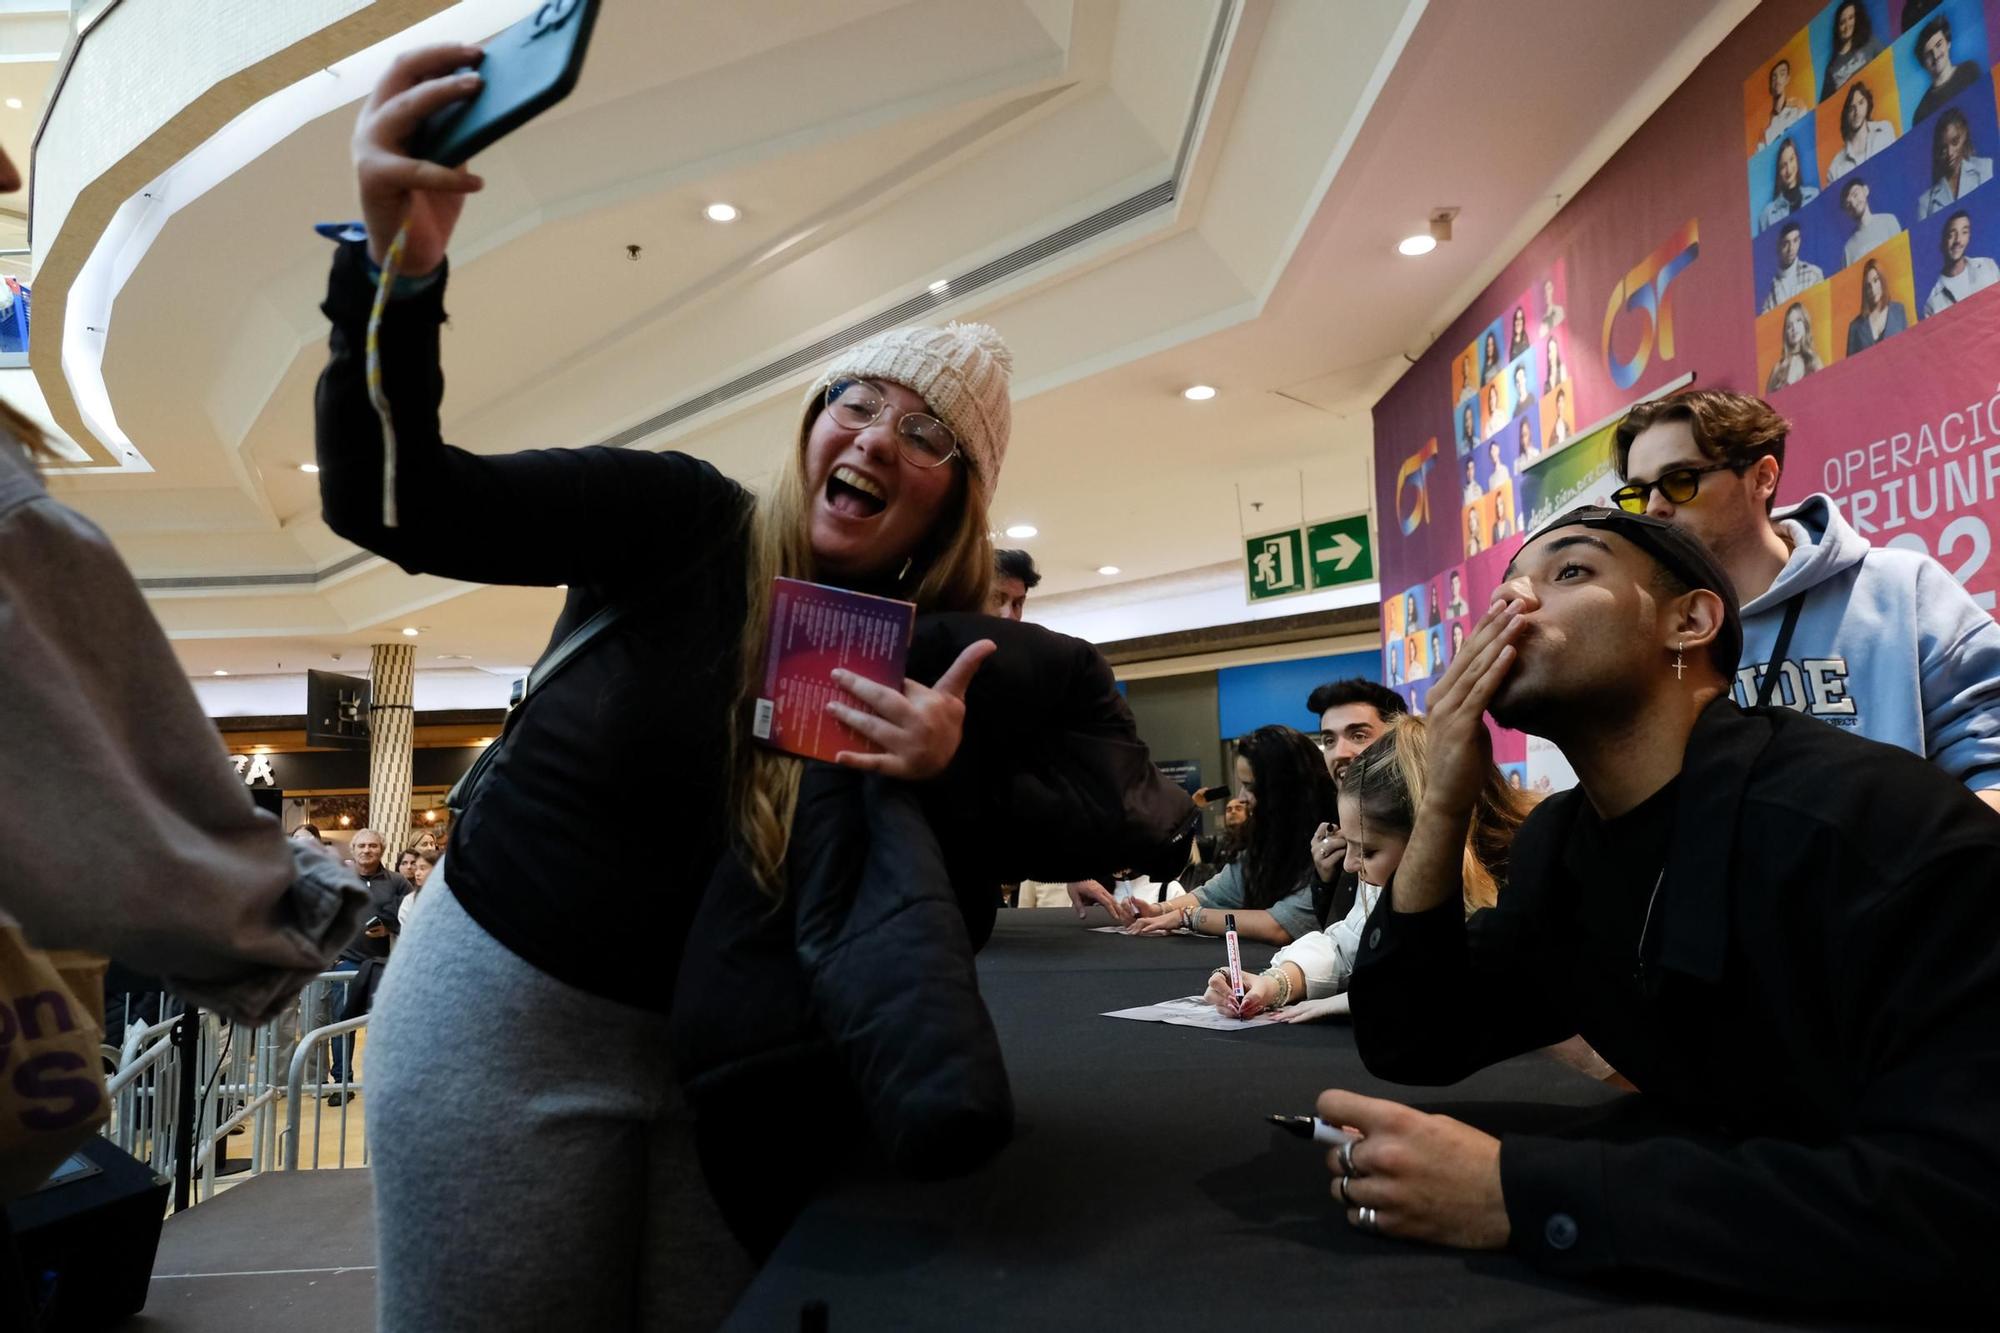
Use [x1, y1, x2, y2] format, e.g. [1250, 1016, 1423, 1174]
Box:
[824, 378, 960, 469]
[1610, 460, 1745, 514]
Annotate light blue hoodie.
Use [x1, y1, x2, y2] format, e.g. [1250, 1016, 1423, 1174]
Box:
[1730, 493, 2000, 790]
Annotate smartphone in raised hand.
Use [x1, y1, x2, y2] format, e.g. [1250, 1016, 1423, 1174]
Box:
[407, 0, 602, 166]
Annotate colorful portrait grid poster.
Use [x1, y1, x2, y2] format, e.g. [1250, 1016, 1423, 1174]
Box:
[1446, 262, 1576, 564]
[1745, 0, 2000, 392]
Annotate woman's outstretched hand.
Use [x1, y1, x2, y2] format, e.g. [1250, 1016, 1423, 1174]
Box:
[829, 639, 995, 781]
[353, 43, 490, 273]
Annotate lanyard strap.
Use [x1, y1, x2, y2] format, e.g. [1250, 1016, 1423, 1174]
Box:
[1754, 594, 1807, 708]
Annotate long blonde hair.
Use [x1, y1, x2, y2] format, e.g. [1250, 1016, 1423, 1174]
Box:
[730, 401, 995, 893]
[1337, 715, 1537, 911]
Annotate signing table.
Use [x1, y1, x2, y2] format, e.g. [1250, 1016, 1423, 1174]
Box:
[725, 909, 1825, 1331]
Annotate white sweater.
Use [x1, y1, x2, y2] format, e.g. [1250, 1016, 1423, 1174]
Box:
[1268, 881, 1383, 1000]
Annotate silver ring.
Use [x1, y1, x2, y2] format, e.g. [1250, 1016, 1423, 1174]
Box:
[1358, 1205, 1379, 1234]
[1339, 1173, 1353, 1206]
[1337, 1139, 1356, 1176]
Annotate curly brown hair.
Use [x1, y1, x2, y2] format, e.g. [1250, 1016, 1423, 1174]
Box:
[1613, 390, 1789, 513]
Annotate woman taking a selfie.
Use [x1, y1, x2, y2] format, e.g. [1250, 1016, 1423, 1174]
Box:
[324, 44, 1013, 1331]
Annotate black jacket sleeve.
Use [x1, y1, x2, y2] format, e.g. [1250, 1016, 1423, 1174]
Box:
[1349, 796, 1578, 1084]
[314, 241, 749, 587]
[909, 613, 1197, 888]
[1500, 838, 2000, 1315]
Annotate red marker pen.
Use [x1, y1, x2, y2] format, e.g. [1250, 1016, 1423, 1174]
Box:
[1225, 912, 1244, 1003]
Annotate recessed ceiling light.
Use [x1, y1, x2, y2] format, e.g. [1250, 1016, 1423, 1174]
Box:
[212, 669, 229, 676]
[704, 202, 740, 223]
[1004, 524, 1038, 539]
[1097, 565, 1121, 576]
[297, 462, 320, 474]
[400, 626, 420, 637]
[928, 280, 949, 294]
[1182, 385, 1217, 401]
[1397, 234, 1438, 257]
[4, 100, 21, 111]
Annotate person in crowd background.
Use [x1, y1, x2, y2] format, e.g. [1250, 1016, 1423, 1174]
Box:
[328, 827, 406, 1094]
[1917, 106, 1990, 219]
[989, 547, 1039, 620]
[1305, 678, 1405, 924]
[1838, 176, 1899, 265]
[1845, 255, 1909, 351]
[292, 822, 330, 848]
[1763, 301, 1820, 390]
[1614, 390, 2000, 808]
[1760, 220, 1822, 313]
[1124, 726, 1334, 945]
[326, 43, 1015, 1331]
[1757, 57, 1807, 148]
[1819, 0, 1880, 94]
[1923, 207, 1999, 313]
[396, 847, 419, 881]
[1826, 79, 1892, 180]
[1335, 506, 2000, 1316]
[1760, 136, 1817, 231]
[1911, 12, 1980, 126]
[398, 848, 441, 928]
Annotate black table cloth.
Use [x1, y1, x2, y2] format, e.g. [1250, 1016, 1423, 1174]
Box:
[723, 909, 1840, 1330]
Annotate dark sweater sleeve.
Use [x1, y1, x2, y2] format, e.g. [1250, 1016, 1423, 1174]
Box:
[314, 241, 749, 586]
[1348, 800, 1577, 1084]
[1500, 840, 2000, 1315]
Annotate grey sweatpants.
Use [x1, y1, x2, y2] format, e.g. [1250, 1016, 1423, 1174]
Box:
[367, 864, 745, 1331]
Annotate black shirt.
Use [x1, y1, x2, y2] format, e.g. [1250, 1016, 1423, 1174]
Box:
[317, 243, 753, 1010]
[340, 867, 410, 963]
[1351, 699, 2000, 1315]
[1913, 61, 1980, 126]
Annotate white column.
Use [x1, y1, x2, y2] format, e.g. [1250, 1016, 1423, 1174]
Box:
[369, 642, 416, 851]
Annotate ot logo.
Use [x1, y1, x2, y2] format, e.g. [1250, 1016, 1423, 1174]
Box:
[1394, 437, 1439, 535]
[1601, 219, 1700, 390]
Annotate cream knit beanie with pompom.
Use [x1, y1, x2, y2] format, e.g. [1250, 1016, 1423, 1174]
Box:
[800, 322, 1013, 501]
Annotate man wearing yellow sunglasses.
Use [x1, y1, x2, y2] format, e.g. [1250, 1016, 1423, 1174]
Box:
[1613, 389, 2000, 813]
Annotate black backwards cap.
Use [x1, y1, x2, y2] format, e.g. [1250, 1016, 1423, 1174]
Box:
[1516, 506, 1744, 674]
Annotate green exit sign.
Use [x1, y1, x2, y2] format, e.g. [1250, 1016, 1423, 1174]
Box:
[1245, 513, 1373, 603]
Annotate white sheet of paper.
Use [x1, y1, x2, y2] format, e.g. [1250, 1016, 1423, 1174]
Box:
[1088, 925, 1195, 935]
[1102, 995, 1280, 1030]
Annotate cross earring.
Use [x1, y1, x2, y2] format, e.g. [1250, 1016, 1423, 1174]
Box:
[898, 555, 914, 582]
[1672, 640, 1686, 681]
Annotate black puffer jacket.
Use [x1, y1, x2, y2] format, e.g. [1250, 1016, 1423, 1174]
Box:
[669, 614, 1193, 1254]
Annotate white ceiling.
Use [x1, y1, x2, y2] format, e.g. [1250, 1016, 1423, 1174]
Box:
[30, 0, 1747, 685]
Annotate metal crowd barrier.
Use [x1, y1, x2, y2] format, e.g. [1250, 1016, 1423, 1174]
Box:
[99, 970, 370, 1208]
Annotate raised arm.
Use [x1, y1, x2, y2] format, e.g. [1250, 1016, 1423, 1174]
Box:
[1349, 597, 1574, 1082]
[316, 44, 751, 587]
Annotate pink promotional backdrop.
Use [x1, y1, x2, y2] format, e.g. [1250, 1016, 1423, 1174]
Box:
[1372, 0, 2000, 777]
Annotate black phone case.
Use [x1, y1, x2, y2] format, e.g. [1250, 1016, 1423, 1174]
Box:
[407, 0, 601, 167]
